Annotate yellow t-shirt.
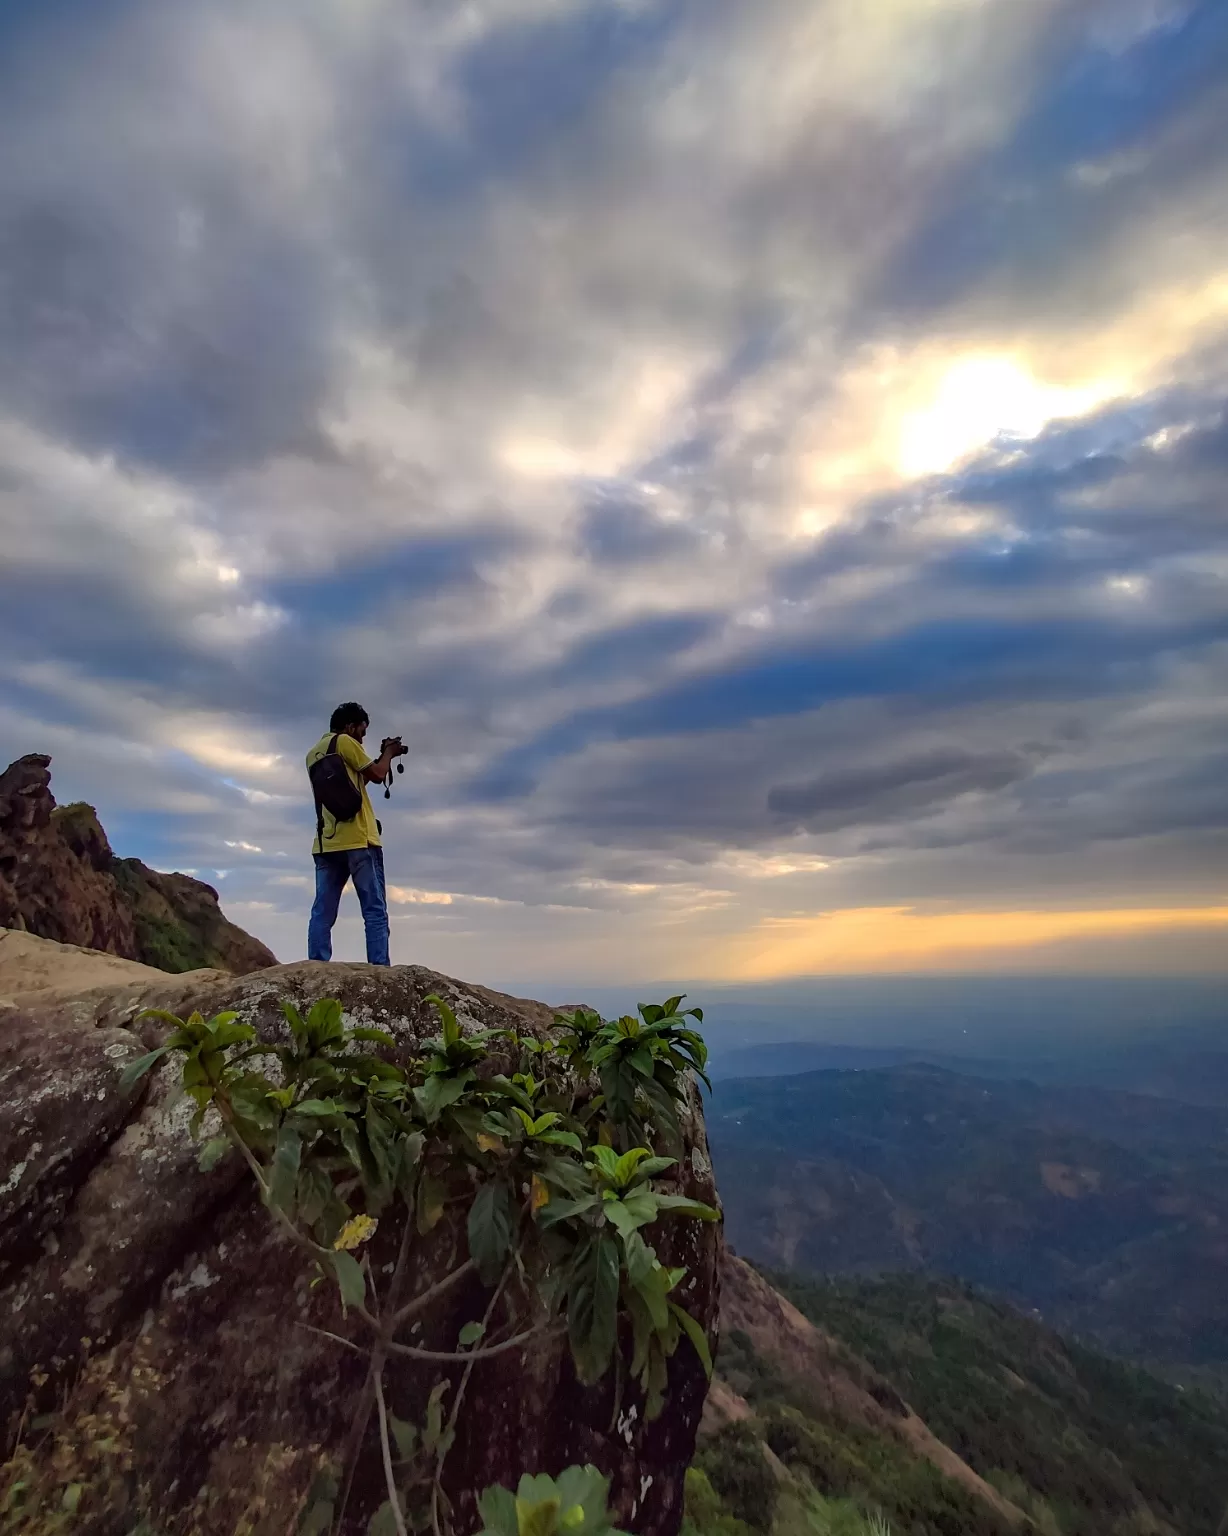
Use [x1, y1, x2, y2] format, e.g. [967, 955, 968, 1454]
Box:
[307, 732, 381, 854]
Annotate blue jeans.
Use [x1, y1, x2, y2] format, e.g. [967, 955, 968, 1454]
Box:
[308, 846, 390, 966]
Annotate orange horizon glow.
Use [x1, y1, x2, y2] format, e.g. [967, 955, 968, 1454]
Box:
[720, 903, 1228, 980]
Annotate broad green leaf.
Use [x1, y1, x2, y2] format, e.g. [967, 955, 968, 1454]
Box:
[631, 1260, 671, 1332]
[627, 1045, 655, 1080]
[348, 1026, 397, 1046]
[416, 1172, 447, 1234]
[623, 1284, 655, 1380]
[536, 1130, 583, 1152]
[458, 1320, 487, 1347]
[292, 1098, 341, 1117]
[281, 1000, 308, 1047]
[598, 1064, 636, 1126]
[426, 992, 460, 1048]
[118, 1046, 171, 1094]
[537, 1157, 590, 1199]
[365, 1101, 398, 1196]
[211, 1018, 255, 1049]
[136, 1007, 191, 1030]
[567, 1235, 620, 1385]
[650, 1194, 719, 1222]
[467, 1180, 513, 1284]
[621, 1230, 656, 1288]
[586, 1145, 621, 1183]
[477, 1484, 519, 1536]
[197, 1136, 230, 1173]
[298, 1464, 340, 1536]
[624, 1155, 676, 1185]
[300, 1497, 335, 1536]
[554, 1466, 616, 1536]
[640, 1076, 682, 1146]
[368, 1500, 400, 1536]
[307, 997, 344, 1047]
[339, 1122, 372, 1182]
[330, 1249, 366, 1313]
[229, 1073, 280, 1129]
[669, 1301, 713, 1377]
[644, 1341, 669, 1420]
[612, 1148, 659, 1187]
[423, 1379, 450, 1454]
[297, 1163, 335, 1228]
[537, 1194, 599, 1229]
[415, 1072, 471, 1123]
[396, 1131, 425, 1202]
[181, 1052, 210, 1090]
[268, 1124, 303, 1217]
[388, 1413, 418, 1462]
[603, 1195, 657, 1240]
[516, 1495, 561, 1536]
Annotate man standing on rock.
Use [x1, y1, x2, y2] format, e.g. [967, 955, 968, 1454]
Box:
[306, 702, 406, 967]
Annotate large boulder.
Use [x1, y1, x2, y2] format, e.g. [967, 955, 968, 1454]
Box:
[0, 945, 721, 1535]
[0, 754, 276, 974]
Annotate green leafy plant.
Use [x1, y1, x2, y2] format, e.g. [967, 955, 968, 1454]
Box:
[120, 992, 718, 1536]
[476, 1466, 627, 1536]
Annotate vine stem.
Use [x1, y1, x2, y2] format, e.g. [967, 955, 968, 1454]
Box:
[336, 1212, 415, 1534]
[374, 1367, 410, 1536]
[392, 1257, 477, 1326]
[386, 1324, 555, 1364]
[216, 1108, 382, 1330]
[430, 1244, 527, 1536]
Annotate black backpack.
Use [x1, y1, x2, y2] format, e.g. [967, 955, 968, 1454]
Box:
[309, 734, 363, 845]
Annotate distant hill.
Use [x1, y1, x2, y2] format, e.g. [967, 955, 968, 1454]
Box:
[689, 1263, 1228, 1536]
[708, 1035, 1228, 1108]
[0, 753, 276, 974]
[707, 1064, 1228, 1371]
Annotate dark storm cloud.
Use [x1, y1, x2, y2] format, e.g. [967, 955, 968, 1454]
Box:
[766, 749, 1034, 829]
[580, 494, 702, 565]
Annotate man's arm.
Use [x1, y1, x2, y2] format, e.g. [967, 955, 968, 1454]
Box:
[361, 737, 405, 784]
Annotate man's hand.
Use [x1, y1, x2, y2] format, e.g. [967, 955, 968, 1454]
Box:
[363, 736, 407, 783]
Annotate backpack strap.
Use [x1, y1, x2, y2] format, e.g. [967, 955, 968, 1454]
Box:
[314, 734, 341, 851]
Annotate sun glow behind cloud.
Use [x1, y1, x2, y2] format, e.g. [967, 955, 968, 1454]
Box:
[896, 357, 1119, 476]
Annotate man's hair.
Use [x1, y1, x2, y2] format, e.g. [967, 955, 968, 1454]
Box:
[329, 701, 369, 732]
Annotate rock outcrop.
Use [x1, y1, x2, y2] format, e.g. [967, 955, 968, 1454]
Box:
[0, 754, 276, 974]
[0, 939, 721, 1535]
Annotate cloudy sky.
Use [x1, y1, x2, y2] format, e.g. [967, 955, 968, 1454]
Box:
[2, 0, 1226, 989]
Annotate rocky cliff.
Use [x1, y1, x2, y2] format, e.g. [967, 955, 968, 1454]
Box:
[0, 753, 276, 974]
[0, 940, 721, 1536]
